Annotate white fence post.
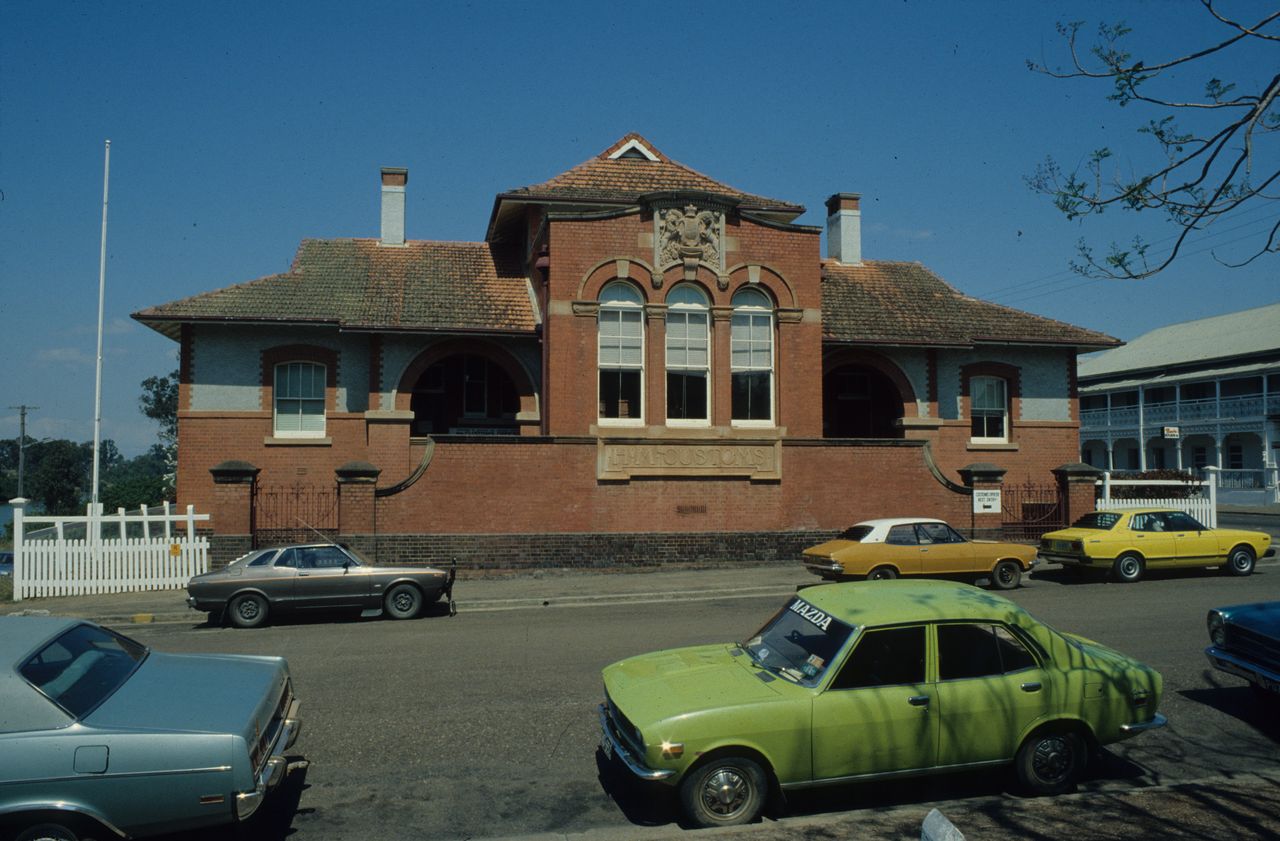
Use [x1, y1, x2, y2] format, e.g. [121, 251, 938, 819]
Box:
[11, 498, 27, 602]
[1102, 471, 1112, 501]
[1203, 466, 1219, 527]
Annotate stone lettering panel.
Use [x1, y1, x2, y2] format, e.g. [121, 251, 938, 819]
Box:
[598, 440, 781, 481]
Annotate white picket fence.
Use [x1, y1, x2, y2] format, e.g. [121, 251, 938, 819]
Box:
[1095, 470, 1217, 528]
[10, 500, 210, 601]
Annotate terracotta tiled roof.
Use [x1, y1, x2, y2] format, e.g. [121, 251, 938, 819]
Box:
[133, 239, 535, 336]
[821, 261, 1120, 349]
[501, 133, 804, 212]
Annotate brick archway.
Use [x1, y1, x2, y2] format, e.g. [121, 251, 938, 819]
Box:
[394, 339, 538, 433]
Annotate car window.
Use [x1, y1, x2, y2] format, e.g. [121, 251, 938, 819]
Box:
[831, 626, 926, 690]
[300, 546, 352, 569]
[1071, 512, 1120, 530]
[275, 548, 299, 568]
[838, 525, 875, 541]
[1162, 511, 1205, 531]
[886, 525, 918, 546]
[742, 597, 855, 687]
[20, 624, 148, 718]
[1131, 513, 1165, 532]
[938, 623, 1037, 680]
[916, 522, 963, 544]
[246, 549, 278, 566]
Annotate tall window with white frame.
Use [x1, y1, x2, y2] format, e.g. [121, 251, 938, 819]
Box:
[274, 361, 326, 437]
[598, 281, 644, 423]
[665, 284, 710, 424]
[730, 287, 774, 424]
[970, 375, 1008, 442]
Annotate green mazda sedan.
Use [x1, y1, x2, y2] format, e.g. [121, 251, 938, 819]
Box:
[599, 580, 1165, 827]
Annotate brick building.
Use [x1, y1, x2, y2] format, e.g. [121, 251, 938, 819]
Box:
[133, 134, 1117, 567]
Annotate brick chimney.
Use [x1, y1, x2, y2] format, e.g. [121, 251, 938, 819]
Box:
[825, 192, 862, 264]
[380, 167, 408, 246]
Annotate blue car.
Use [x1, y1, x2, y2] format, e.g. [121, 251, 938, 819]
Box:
[0, 616, 302, 839]
[1205, 601, 1280, 699]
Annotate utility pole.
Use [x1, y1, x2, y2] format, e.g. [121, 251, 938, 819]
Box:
[8, 404, 37, 498]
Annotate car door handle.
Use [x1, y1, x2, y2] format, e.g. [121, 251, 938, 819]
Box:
[908, 695, 930, 706]
[298, 573, 310, 577]
[1020, 682, 1042, 692]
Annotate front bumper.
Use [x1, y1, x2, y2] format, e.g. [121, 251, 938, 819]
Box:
[1206, 645, 1280, 693]
[597, 704, 675, 782]
[1119, 712, 1168, 734]
[235, 698, 303, 821]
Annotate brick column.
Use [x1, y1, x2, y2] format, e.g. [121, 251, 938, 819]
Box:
[1053, 462, 1101, 528]
[336, 461, 381, 537]
[209, 461, 259, 568]
[957, 462, 1007, 540]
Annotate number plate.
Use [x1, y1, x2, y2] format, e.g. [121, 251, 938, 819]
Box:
[600, 726, 614, 759]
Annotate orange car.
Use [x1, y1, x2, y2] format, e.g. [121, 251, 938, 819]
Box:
[802, 518, 1038, 590]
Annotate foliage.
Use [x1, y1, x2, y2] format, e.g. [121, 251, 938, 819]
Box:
[1027, 2, 1279, 278]
[1110, 469, 1199, 500]
[139, 368, 178, 449]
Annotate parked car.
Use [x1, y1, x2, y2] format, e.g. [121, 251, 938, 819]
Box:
[0, 551, 12, 577]
[1038, 508, 1274, 583]
[801, 518, 1037, 590]
[0, 615, 302, 840]
[599, 580, 1165, 827]
[1205, 601, 1280, 701]
[187, 543, 455, 628]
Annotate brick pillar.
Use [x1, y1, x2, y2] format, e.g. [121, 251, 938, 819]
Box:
[958, 462, 1007, 540]
[1053, 462, 1101, 528]
[209, 461, 259, 568]
[336, 461, 381, 537]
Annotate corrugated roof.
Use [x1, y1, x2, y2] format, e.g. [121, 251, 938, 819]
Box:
[133, 239, 536, 337]
[821, 261, 1120, 349]
[500, 133, 804, 213]
[1079, 301, 1280, 379]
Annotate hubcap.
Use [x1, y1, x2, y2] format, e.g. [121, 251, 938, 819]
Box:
[393, 592, 414, 612]
[1233, 552, 1251, 571]
[999, 565, 1014, 584]
[1032, 736, 1071, 783]
[701, 768, 748, 817]
[1121, 558, 1138, 577]
[240, 600, 259, 619]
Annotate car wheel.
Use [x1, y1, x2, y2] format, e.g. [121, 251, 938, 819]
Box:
[384, 584, 422, 619]
[15, 821, 87, 841]
[1111, 553, 1144, 584]
[990, 560, 1023, 590]
[866, 566, 898, 581]
[229, 593, 268, 629]
[1225, 545, 1256, 577]
[679, 755, 767, 828]
[1014, 728, 1085, 796]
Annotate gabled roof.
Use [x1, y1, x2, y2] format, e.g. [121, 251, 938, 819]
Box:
[487, 133, 805, 241]
[1078, 301, 1280, 380]
[133, 239, 537, 338]
[821, 261, 1119, 350]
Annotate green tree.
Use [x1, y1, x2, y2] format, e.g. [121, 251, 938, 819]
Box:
[26, 440, 92, 515]
[1028, 3, 1279, 278]
[139, 368, 178, 450]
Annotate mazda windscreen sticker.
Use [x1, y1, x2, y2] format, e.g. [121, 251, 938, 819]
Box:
[790, 599, 833, 631]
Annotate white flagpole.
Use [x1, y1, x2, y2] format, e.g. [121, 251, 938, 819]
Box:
[91, 139, 110, 518]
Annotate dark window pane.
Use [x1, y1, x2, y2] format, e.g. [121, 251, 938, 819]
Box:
[832, 626, 925, 689]
[886, 525, 918, 545]
[995, 627, 1037, 672]
[732, 371, 770, 420]
[667, 371, 707, 420]
[939, 624, 1003, 680]
[600, 370, 641, 419]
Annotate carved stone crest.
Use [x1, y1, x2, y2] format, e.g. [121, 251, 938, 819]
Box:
[658, 204, 721, 269]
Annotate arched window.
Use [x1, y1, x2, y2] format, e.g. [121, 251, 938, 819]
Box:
[970, 375, 1008, 442]
[730, 287, 774, 424]
[274, 361, 326, 436]
[598, 281, 644, 422]
[665, 284, 710, 423]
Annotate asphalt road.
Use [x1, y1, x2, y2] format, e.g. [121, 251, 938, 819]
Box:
[114, 562, 1280, 841]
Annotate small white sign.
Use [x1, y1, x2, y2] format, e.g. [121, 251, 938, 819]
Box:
[973, 489, 1001, 514]
[1163, 426, 1180, 440]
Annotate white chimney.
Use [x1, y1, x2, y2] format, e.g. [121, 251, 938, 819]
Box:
[380, 167, 408, 246]
[825, 192, 862, 264]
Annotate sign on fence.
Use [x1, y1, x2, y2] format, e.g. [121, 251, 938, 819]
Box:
[9, 500, 211, 602]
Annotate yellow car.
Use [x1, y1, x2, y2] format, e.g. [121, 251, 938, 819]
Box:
[801, 518, 1038, 590]
[1038, 508, 1275, 583]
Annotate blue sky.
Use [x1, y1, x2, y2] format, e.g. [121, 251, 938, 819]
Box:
[2, 0, 1276, 457]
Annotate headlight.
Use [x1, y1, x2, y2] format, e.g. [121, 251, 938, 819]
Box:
[1207, 612, 1227, 648]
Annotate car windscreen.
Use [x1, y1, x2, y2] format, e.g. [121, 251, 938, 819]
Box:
[1071, 512, 1120, 530]
[742, 597, 855, 687]
[20, 624, 148, 718]
[838, 525, 875, 541]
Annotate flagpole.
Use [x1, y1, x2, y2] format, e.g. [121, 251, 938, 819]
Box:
[91, 139, 110, 516]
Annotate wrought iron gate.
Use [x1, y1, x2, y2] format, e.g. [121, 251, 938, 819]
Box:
[1000, 483, 1065, 542]
[252, 483, 338, 548]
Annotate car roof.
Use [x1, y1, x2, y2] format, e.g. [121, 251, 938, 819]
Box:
[797, 580, 1026, 627]
[0, 615, 83, 659]
[852, 518, 947, 529]
[0, 616, 84, 732]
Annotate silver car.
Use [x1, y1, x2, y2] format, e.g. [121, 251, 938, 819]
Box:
[0, 616, 302, 840]
[187, 543, 456, 628]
